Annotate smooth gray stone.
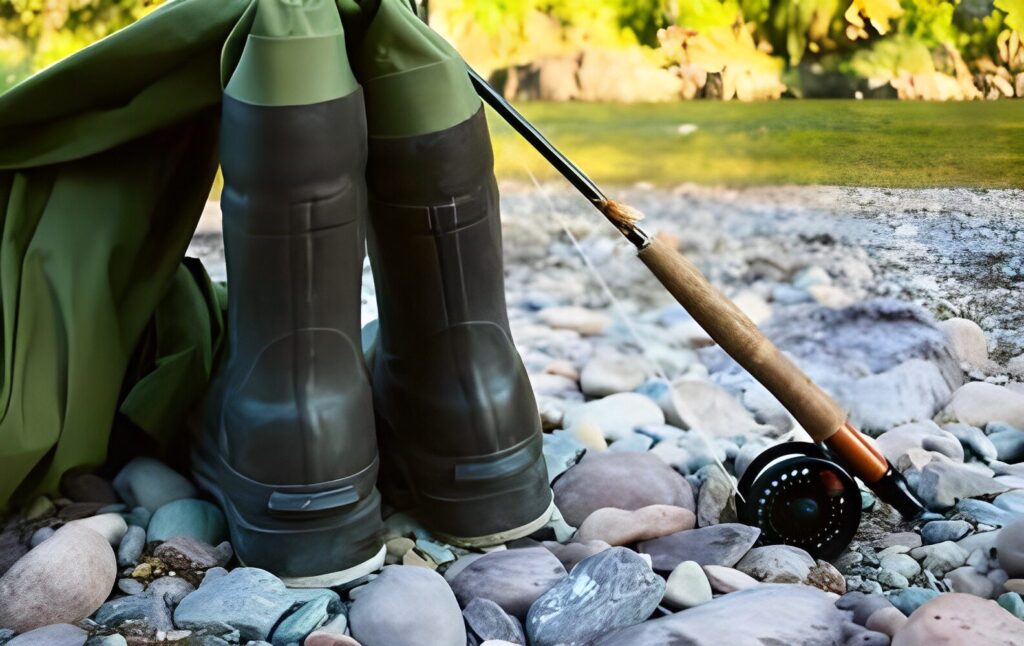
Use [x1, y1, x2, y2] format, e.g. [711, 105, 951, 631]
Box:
[836, 592, 894, 625]
[527, 547, 664, 646]
[639, 524, 759, 572]
[86, 635, 128, 646]
[607, 432, 654, 453]
[463, 598, 526, 645]
[6, 623, 87, 646]
[995, 490, 1024, 515]
[943, 423, 997, 461]
[885, 587, 940, 616]
[910, 541, 968, 577]
[542, 431, 586, 483]
[915, 461, 1009, 510]
[921, 519, 973, 544]
[349, 565, 465, 646]
[147, 499, 226, 544]
[94, 576, 194, 633]
[593, 584, 876, 645]
[117, 577, 145, 595]
[733, 438, 772, 480]
[735, 545, 814, 583]
[987, 421, 1023, 436]
[552, 452, 695, 527]
[269, 594, 331, 646]
[997, 520, 1024, 577]
[878, 553, 921, 580]
[116, 525, 145, 568]
[694, 464, 736, 527]
[282, 588, 341, 613]
[112, 457, 197, 512]
[675, 432, 730, 476]
[990, 428, 1024, 462]
[956, 498, 1015, 526]
[28, 526, 55, 548]
[449, 547, 566, 620]
[875, 421, 963, 463]
[174, 568, 299, 641]
[123, 506, 151, 529]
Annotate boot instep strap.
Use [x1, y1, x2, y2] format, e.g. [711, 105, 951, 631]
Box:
[268, 486, 360, 514]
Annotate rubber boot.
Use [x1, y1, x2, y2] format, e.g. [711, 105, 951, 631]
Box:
[192, 0, 384, 586]
[349, 0, 553, 546]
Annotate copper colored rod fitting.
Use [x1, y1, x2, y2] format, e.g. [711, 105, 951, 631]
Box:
[824, 422, 889, 484]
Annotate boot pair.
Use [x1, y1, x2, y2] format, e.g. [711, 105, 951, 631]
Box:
[192, 0, 552, 587]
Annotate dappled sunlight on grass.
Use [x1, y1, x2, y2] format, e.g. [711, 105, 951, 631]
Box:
[489, 100, 1024, 188]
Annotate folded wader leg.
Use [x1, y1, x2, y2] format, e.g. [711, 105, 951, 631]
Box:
[351, 0, 553, 546]
[193, 0, 384, 586]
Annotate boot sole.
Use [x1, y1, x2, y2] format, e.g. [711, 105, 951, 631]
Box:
[429, 495, 555, 548]
[241, 544, 387, 589]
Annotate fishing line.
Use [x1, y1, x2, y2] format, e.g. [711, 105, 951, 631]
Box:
[514, 153, 742, 502]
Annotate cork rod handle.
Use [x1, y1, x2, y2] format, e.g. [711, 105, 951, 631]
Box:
[638, 237, 848, 443]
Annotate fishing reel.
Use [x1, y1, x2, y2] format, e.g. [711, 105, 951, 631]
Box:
[737, 442, 862, 560]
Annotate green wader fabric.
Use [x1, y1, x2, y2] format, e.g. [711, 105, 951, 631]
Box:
[0, 0, 477, 511]
[0, 0, 253, 510]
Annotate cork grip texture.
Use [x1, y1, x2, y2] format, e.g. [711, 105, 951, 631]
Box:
[638, 238, 847, 442]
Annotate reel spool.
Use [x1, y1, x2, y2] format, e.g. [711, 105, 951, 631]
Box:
[737, 442, 862, 560]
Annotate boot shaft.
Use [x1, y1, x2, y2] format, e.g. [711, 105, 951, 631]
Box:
[365, 109, 511, 355]
[218, 0, 375, 486]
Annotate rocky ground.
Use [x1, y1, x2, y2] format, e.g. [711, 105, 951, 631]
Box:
[1, 184, 1024, 645]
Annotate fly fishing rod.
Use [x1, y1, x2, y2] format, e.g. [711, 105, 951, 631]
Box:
[469, 67, 924, 557]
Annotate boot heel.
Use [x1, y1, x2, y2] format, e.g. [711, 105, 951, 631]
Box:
[381, 430, 554, 546]
[193, 449, 385, 587]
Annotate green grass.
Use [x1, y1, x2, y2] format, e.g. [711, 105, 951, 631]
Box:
[488, 99, 1024, 188]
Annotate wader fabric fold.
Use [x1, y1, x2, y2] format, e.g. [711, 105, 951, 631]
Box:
[0, 0, 252, 509]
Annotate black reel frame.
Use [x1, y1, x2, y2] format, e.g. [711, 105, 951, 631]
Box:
[737, 442, 863, 560]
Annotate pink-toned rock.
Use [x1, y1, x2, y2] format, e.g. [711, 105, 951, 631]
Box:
[553, 452, 695, 527]
[892, 593, 1024, 645]
[304, 614, 353, 646]
[866, 606, 908, 637]
[573, 505, 695, 546]
[0, 524, 116, 632]
[305, 633, 361, 646]
[543, 540, 611, 572]
[701, 565, 759, 593]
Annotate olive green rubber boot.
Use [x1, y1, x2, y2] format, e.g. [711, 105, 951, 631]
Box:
[349, 0, 553, 546]
[193, 0, 384, 586]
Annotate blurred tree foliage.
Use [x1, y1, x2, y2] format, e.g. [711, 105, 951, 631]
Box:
[0, 0, 161, 90]
[1, 1, 1022, 98]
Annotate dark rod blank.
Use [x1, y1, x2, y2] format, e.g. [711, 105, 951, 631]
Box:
[468, 67, 607, 206]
